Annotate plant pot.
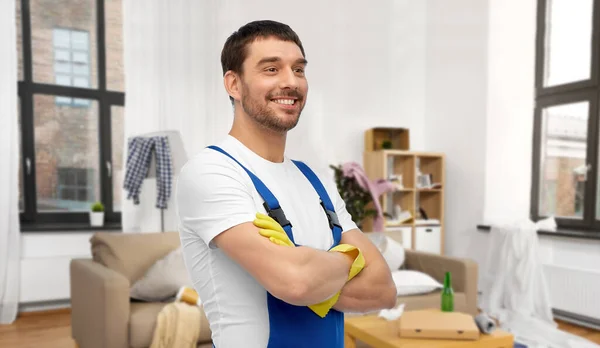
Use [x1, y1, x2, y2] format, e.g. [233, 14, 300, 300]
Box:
[90, 212, 105, 227]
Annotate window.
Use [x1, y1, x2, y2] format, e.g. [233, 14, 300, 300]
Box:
[531, 0, 600, 231]
[16, 0, 124, 229]
[53, 28, 91, 106]
[34, 95, 100, 212]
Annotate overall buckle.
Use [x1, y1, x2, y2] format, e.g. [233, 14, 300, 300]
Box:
[320, 201, 342, 230]
[263, 202, 292, 228]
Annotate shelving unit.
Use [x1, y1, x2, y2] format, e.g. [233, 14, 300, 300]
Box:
[362, 128, 446, 255]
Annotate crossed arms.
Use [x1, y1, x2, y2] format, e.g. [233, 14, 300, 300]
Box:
[213, 221, 397, 312]
[176, 155, 396, 312]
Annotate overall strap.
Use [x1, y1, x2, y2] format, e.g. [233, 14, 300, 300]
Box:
[207, 146, 295, 245]
[292, 160, 342, 248]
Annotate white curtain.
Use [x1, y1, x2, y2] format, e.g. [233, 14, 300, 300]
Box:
[0, 0, 21, 325]
[122, 0, 227, 232]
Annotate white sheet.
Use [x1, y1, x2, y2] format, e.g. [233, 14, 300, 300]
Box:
[480, 218, 600, 348]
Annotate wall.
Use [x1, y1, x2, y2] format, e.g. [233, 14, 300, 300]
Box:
[205, 0, 427, 170]
[483, 0, 536, 224]
[18, 0, 428, 307]
[317, 0, 428, 165]
[422, 0, 489, 258]
[19, 232, 94, 310]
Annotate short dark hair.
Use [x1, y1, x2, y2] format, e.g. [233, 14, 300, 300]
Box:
[221, 20, 305, 89]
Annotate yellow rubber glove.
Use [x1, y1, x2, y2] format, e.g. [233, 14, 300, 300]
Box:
[308, 244, 366, 318]
[253, 212, 294, 247]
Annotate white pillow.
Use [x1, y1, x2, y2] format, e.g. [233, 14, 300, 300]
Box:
[130, 247, 193, 302]
[366, 232, 405, 270]
[381, 236, 405, 271]
[391, 270, 443, 296]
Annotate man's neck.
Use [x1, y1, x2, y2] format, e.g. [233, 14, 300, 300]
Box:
[229, 114, 287, 163]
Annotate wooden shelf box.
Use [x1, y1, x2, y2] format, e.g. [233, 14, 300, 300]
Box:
[363, 147, 445, 254]
[364, 127, 410, 152]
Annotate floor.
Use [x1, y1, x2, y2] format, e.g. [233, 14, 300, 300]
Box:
[1, 309, 600, 347]
[0, 309, 74, 348]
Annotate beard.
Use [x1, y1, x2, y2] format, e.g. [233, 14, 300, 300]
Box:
[240, 81, 305, 134]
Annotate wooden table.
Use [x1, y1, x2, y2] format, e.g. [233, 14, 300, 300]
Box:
[344, 314, 514, 348]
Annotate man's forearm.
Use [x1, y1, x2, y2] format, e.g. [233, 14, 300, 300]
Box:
[332, 263, 397, 313]
[287, 246, 352, 306]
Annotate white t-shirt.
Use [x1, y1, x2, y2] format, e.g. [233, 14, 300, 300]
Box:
[175, 135, 358, 348]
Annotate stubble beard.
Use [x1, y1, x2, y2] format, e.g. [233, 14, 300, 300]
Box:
[240, 81, 304, 134]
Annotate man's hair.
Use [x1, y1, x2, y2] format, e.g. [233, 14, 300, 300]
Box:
[221, 20, 305, 102]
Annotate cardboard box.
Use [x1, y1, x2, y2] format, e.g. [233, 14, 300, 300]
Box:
[398, 310, 480, 340]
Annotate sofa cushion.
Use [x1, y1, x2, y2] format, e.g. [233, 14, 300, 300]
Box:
[129, 302, 212, 348]
[130, 246, 193, 301]
[396, 291, 467, 313]
[90, 231, 181, 284]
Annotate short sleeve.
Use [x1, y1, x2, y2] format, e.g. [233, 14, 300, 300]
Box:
[175, 154, 256, 247]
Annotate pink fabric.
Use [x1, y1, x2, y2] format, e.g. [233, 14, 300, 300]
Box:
[342, 162, 395, 232]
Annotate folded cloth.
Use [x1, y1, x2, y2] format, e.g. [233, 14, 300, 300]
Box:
[149, 302, 202, 348]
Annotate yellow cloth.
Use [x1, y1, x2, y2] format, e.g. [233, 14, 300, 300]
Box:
[253, 212, 366, 318]
[149, 302, 202, 348]
[308, 244, 365, 318]
[329, 243, 365, 282]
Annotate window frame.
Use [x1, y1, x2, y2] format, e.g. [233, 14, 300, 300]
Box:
[531, 0, 600, 232]
[18, 0, 124, 230]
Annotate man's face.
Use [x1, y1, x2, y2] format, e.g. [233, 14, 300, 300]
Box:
[237, 37, 308, 133]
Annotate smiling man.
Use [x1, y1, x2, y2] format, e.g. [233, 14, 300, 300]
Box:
[176, 20, 396, 348]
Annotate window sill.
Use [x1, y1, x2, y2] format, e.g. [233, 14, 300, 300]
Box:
[20, 222, 122, 233]
[477, 224, 600, 241]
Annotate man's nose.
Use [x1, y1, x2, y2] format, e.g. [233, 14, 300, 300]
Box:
[279, 68, 300, 90]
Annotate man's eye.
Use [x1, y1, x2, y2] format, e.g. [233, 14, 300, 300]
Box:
[265, 67, 277, 73]
[294, 68, 305, 74]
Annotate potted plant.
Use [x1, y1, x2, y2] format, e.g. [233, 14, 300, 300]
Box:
[90, 201, 105, 227]
[381, 140, 393, 149]
[329, 163, 394, 231]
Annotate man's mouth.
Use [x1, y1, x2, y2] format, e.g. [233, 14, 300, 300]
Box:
[271, 98, 297, 106]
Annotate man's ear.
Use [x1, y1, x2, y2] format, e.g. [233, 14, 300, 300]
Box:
[224, 71, 241, 102]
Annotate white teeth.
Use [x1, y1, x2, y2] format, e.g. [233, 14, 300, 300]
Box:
[273, 99, 295, 105]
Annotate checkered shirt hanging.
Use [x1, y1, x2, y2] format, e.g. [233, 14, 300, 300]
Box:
[123, 136, 173, 209]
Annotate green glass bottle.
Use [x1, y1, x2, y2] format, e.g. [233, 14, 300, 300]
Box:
[441, 271, 454, 312]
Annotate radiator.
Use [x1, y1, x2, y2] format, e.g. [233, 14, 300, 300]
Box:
[544, 264, 600, 325]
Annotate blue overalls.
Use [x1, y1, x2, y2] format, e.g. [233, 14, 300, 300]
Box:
[208, 145, 345, 348]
